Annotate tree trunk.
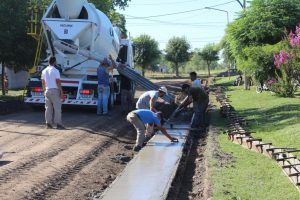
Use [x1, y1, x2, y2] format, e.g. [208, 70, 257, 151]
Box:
[175, 63, 179, 77]
[1, 63, 5, 95]
[142, 69, 145, 77]
[207, 61, 211, 77]
[244, 75, 250, 90]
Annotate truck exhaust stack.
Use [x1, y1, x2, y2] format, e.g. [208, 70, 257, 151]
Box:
[56, 0, 87, 19]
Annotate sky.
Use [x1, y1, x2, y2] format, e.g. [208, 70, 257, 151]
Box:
[117, 0, 244, 50]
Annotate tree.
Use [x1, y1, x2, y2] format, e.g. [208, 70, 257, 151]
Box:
[225, 0, 300, 71]
[188, 50, 203, 70]
[0, 0, 37, 95]
[133, 34, 160, 76]
[165, 37, 190, 77]
[91, 0, 131, 14]
[198, 44, 219, 77]
[109, 11, 127, 37]
[89, 0, 130, 38]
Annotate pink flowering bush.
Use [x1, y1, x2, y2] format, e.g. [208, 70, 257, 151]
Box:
[289, 26, 300, 47]
[273, 26, 300, 97]
[273, 50, 293, 67]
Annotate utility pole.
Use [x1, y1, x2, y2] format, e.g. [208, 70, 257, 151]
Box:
[204, 7, 229, 25]
[235, 0, 249, 89]
[204, 7, 230, 79]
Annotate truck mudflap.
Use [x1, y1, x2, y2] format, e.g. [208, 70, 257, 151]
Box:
[24, 97, 97, 106]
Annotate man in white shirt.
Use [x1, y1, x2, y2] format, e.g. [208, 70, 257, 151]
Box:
[135, 86, 168, 112]
[190, 71, 201, 88]
[41, 56, 64, 129]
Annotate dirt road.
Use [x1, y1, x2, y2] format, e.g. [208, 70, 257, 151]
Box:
[0, 105, 136, 200]
[0, 79, 209, 200]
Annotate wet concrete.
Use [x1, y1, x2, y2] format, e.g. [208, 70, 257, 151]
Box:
[99, 124, 190, 200]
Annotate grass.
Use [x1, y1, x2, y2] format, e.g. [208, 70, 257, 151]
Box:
[145, 69, 225, 79]
[218, 78, 300, 153]
[207, 78, 300, 199]
[0, 89, 25, 101]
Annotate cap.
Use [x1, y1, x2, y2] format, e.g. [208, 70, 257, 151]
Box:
[158, 86, 168, 95]
[101, 57, 111, 66]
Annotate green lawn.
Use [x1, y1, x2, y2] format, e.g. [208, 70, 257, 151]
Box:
[145, 69, 225, 79]
[0, 89, 25, 101]
[220, 78, 300, 153]
[208, 77, 300, 199]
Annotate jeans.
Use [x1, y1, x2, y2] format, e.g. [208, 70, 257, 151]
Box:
[127, 112, 146, 146]
[191, 99, 209, 129]
[97, 85, 110, 114]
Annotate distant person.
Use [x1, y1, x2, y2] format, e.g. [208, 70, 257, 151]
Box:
[190, 71, 201, 87]
[120, 74, 133, 114]
[127, 109, 178, 151]
[97, 55, 116, 116]
[136, 86, 168, 112]
[41, 56, 64, 129]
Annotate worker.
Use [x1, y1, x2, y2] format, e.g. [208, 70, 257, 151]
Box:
[190, 71, 201, 88]
[120, 74, 133, 114]
[136, 86, 168, 136]
[41, 56, 64, 129]
[136, 86, 168, 112]
[127, 109, 178, 152]
[97, 55, 116, 116]
[179, 84, 209, 137]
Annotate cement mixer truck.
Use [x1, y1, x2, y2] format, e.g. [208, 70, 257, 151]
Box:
[25, 0, 135, 107]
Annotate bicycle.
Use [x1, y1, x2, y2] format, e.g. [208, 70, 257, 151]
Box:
[256, 83, 269, 93]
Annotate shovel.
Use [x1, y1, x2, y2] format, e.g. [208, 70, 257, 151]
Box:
[166, 95, 189, 129]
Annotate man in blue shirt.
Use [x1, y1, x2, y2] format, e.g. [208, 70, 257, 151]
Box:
[97, 55, 116, 115]
[127, 109, 178, 151]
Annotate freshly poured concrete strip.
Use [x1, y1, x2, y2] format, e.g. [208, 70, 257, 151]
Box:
[99, 124, 190, 200]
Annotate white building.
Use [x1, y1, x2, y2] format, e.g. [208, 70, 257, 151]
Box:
[157, 65, 168, 73]
[0, 64, 29, 89]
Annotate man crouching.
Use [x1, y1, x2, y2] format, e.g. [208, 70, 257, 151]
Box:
[127, 109, 178, 152]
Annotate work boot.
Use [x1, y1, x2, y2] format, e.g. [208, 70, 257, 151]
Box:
[133, 145, 142, 152]
[56, 124, 66, 130]
[45, 123, 53, 129]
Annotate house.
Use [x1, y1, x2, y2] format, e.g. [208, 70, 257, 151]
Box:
[0, 64, 29, 89]
[157, 65, 168, 73]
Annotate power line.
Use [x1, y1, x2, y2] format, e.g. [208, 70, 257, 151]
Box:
[125, 0, 236, 19]
[125, 17, 228, 28]
[158, 40, 220, 43]
[129, 0, 202, 6]
[126, 22, 226, 26]
[125, 8, 205, 19]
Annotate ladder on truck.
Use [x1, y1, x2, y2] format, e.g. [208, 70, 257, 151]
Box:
[27, 3, 48, 75]
[116, 65, 175, 103]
